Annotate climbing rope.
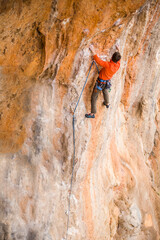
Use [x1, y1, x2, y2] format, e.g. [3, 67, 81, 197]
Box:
[65, 61, 99, 240]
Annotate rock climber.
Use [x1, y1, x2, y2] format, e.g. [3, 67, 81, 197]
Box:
[85, 44, 121, 118]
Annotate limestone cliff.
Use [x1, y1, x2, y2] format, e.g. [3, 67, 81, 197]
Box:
[0, 0, 160, 239]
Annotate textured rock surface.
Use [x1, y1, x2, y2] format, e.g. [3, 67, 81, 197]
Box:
[0, 0, 160, 239]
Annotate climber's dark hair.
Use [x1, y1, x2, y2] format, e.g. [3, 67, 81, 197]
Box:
[112, 52, 121, 63]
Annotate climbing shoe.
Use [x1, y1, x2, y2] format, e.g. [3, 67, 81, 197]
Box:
[85, 113, 95, 118]
[103, 102, 110, 108]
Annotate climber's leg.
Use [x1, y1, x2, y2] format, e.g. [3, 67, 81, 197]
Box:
[102, 88, 110, 108]
[91, 85, 100, 114]
[85, 85, 100, 118]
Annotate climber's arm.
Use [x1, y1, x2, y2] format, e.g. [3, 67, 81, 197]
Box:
[89, 45, 107, 67]
[93, 54, 108, 68]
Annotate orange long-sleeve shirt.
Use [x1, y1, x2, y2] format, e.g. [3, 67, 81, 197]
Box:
[93, 54, 120, 80]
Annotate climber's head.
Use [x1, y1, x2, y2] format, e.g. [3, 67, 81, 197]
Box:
[112, 52, 121, 63]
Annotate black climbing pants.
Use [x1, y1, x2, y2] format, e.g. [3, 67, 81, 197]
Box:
[91, 84, 109, 114]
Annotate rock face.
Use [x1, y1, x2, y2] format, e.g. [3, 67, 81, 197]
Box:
[0, 0, 160, 239]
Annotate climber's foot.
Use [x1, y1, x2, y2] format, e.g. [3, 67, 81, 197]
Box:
[85, 113, 95, 118]
[103, 102, 110, 108]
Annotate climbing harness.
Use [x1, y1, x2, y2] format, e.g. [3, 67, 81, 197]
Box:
[96, 78, 111, 92]
[65, 60, 99, 240]
[96, 78, 107, 91]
